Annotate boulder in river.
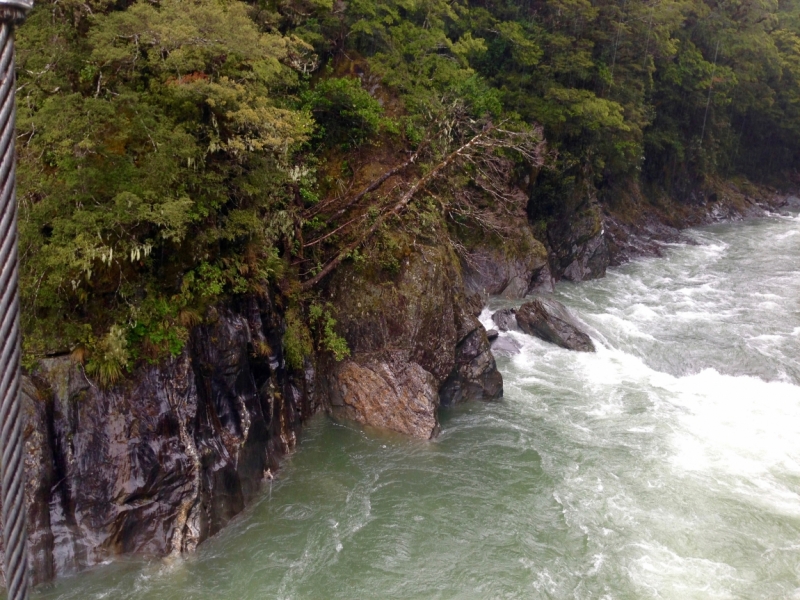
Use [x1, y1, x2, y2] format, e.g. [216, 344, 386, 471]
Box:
[491, 308, 520, 332]
[515, 297, 595, 352]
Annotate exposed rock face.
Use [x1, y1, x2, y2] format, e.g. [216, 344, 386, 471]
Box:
[601, 181, 794, 267]
[440, 325, 503, 407]
[547, 200, 609, 282]
[528, 168, 611, 283]
[515, 297, 595, 352]
[319, 243, 502, 437]
[7, 296, 313, 586]
[603, 210, 682, 267]
[463, 222, 553, 298]
[325, 357, 439, 439]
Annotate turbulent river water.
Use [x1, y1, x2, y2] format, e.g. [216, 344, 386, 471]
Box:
[33, 212, 800, 599]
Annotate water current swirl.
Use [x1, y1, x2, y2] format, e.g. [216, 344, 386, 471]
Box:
[32, 212, 800, 599]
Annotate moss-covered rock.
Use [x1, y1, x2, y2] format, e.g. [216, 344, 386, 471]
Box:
[461, 221, 553, 298]
[318, 241, 502, 438]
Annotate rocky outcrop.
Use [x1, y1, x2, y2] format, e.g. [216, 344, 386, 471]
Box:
[440, 325, 503, 407]
[8, 296, 313, 586]
[515, 297, 595, 352]
[324, 357, 440, 439]
[462, 221, 553, 298]
[603, 210, 683, 267]
[318, 242, 502, 438]
[601, 180, 794, 266]
[528, 169, 610, 283]
[546, 200, 609, 282]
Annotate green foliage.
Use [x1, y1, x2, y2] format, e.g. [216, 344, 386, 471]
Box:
[309, 304, 350, 361]
[283, 307, 314, 369]
[303, 76, 387, 148]
[15, 0, 800, 377]
[17, 0, 312, 363]
[85, 325, 129, 388]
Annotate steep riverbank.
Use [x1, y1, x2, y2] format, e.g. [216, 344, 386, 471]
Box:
[30, 205, 800, 599]
[7, 182, 796, 586]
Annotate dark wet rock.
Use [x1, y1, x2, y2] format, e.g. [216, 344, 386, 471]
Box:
[516, 297, 595, 352]
[439, 326, 503, 408]
[319, 242, 503, 437]
[782, 195, 800, 210]
[490, 336, 522, 357]
[528, 170, 609, 283]
[462, 221, 553, 298]
[6, 296, 314, 586]
[486, 329, 499, 341]
[547, 201, 609, 282]
[491, 308, 520, 333]
[603, 211, 683, 267]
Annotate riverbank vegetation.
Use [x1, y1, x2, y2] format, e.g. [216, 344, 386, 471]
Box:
[16, 0, 800, 380]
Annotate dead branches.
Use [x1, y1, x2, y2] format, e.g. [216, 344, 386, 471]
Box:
[299, 119, 546, 291]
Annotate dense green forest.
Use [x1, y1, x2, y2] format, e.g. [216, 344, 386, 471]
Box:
[15, 0, 800, 382]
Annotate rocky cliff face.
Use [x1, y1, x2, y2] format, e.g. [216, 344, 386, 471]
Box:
[9, 241, 506, 584]
[317, 242, 502, 439]
[8, 295, 313, 585]
[461, 220, 554, 298]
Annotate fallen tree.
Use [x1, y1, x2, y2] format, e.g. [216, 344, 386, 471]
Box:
[298, 117, 547, 291]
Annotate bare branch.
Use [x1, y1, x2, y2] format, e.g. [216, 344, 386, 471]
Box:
[299, 117, 546, 291]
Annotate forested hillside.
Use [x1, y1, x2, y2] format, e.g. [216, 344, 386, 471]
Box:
[16, 0, 800, 380]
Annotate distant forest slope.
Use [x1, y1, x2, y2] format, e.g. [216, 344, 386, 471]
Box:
[16, 0, 800, 378]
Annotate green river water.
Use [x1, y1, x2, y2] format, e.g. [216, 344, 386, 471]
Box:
[32, 212, 800, 599]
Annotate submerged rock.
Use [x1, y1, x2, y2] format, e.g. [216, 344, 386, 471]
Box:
[515, 297, 595, 352]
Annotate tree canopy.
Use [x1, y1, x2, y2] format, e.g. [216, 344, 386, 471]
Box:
[15, 0, 800, 380]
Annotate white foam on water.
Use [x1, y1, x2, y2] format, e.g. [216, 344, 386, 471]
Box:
[628, 542, 743, 599]
[666, 370, 800, 478]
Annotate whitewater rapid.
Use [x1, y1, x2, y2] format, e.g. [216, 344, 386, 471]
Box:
[32, 212, 800, 599]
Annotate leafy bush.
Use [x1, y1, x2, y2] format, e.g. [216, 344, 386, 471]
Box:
[303, 76, 386, 148]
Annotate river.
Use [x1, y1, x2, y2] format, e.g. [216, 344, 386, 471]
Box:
[32, 212, 800, 599]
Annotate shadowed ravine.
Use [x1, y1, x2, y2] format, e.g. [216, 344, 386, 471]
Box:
[30, 213, 800, 599]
